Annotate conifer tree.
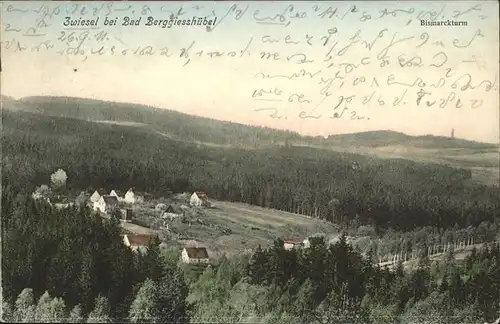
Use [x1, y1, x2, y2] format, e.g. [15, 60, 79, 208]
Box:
[68, 305, 84, 323]
[35, 291, 52, 322]
[87, 295, 111, 323]
[144, 235, 164, 282]
[247, 245, 268, 284]
[129, 278, 158, 323]
[46, 297, 67, 322]
[13, 288, 36, 322]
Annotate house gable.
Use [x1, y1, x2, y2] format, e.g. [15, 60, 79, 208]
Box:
[110, 190, 124, 198]
[90, 188, 107, 202]
[166, 204, 182, 214]
[190, 192, 210, 207]
[124, 188, 140, 204]
[195, 192, 208, 201]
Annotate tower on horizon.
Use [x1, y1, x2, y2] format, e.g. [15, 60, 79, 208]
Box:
[451, 128, 455, 139]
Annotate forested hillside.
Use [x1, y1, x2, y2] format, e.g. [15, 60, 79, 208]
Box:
[12, 96, 498, 150]
[15, 96, 304, 148]
[2, 109, 499, 234]
[1, 191, 189, 322]
[2, 193, 499, 323]
[325, 131, 498, 149]
[2, 98, 500, 323]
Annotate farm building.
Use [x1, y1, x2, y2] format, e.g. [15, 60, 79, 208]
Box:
[90, 188, 107, 203]
[124, 188, 137, 204]
[122, 234, 153, 253]
[162, 204, 183, 220]
[181, 247, 210, 264]
[189, 192, 211, 207]
[124, 188, 145, 204]
[283, 240, 303, 251]
[93, 195, 119, 214]
[110, 189, 124, 201]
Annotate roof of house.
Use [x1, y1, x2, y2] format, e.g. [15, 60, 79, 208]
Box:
[126, 188, 135, 193]
[284, 240, 302, 245]
[93, 188, 108, 195]
[102, 195, 119, 205]
[194, 192, 209, 201]
[184, 247, 209, 259]
[125, 234, 153, 247]
[110, 190, 124, 196]
[166, 204, 182, 214]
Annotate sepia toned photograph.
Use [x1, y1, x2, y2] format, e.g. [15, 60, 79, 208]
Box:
[1, 1, 499, 323]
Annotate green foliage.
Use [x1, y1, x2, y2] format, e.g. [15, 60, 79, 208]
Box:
[240, 239, 500, 324]
[13, 288, 36, 322]
[3, 98, 500, 323]
[2, 189, 156, 321]
[68, 305, 84, 323]
[3, 109, 500, 234]
[87, 295, 111, 323]
[1, 298, 14, 322]
[129, 279, 158, 323]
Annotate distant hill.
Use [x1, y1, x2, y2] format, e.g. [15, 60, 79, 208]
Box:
[15, 96, 305, 149]
[8, 95, 497, 150]
[2, 95, 498, 185]
[325, 130, 498, 149]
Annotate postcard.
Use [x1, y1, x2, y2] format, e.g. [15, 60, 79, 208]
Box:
[1, 1, 499, 323]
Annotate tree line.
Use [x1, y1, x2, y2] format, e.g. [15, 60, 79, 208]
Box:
[1, 188, 189, 322]
[2, 188, 499, 323]
[188, 235, 500, 323]
[3, 110, 500, 236]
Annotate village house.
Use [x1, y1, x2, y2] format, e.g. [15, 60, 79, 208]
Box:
[110, 189, 124, 201]
[93, 195, 119, 214]
[162, 204, 183, 220]
[90, 188, 107, 203]
[119, 208, 133, 222]
[283, 240, 303, 251]
[181, 247, 210, 264]
[124, 188, 145, 204]
[122, 234, 153, 253]
[124, 188, 136, 204]
[189, 192, 211, 207]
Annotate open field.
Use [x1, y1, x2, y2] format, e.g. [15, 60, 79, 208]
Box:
[124, 198, 339, 260]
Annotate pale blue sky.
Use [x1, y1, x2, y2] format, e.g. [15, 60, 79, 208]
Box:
[1, 1, 499, 142]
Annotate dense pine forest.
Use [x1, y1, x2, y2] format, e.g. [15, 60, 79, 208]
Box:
[1, 193, 189, 322]
[2, 98, 500, 323]
[3, 109, 499, 234]
[2, 193, 499, 323]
